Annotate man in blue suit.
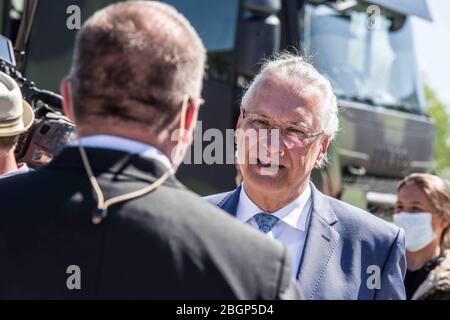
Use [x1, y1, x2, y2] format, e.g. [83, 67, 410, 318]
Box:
[206, 53, 406, 300]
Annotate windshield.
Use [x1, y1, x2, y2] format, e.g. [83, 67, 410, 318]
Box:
[299, 2, 425, 113]
[1, 0, 26, 43]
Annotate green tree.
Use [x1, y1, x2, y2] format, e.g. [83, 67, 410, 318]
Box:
[425, 84, 450, 180]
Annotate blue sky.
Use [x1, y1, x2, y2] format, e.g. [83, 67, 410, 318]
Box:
[413, 0, 450, 110]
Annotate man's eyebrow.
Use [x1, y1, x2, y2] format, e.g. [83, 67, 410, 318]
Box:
[286, 116, 313, 129]
[249, 111, 270, 118]
[247, 110, 312, 128]
[288, 120, 309, 128]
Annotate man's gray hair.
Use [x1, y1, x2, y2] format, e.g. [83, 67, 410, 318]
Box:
[242, 52, 339, 140]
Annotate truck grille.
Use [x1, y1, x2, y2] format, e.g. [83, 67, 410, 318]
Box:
[342, 175, 400, 195]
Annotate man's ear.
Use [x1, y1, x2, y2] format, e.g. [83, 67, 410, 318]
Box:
[60, 77, 75, 122]
[181, 99, 201, 144]
[314, 135, 331, 168]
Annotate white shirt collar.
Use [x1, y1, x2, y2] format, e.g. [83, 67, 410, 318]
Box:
[71, 135, 173, 170]
[236, 183, 311, 231]
[0, 163, 31, 179]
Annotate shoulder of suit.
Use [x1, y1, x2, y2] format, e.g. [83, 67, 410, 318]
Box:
[163, 188, 290, 268]
[203, 191, 234, 207]
[321, 193, 401, 241]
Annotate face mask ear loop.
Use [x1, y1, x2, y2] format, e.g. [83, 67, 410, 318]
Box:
[424, 226, 447, 271]
[77, 95, 190, 225]
[439, 225, 449, 256]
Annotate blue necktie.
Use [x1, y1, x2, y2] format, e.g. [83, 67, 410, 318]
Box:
[253, 213, 280, 233]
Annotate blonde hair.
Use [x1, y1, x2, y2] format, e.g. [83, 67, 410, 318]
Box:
[398, 173, 450, 247]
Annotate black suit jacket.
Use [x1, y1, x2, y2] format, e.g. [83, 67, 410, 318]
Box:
[0, 147, 298, 299]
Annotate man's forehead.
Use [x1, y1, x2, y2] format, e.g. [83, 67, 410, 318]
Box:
[246, 75, 323, 125]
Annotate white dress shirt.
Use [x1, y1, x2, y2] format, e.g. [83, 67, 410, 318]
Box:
[236, 183, 312, 278]
[71, 135, 173, 170]
[0, 163, 31, 179]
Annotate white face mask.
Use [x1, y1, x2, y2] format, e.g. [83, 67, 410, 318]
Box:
[393, 212, 436, 252]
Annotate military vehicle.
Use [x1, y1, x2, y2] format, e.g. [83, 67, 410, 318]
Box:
[0, 0, 435, 215]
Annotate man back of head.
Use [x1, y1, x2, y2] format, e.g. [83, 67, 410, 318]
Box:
[61, 0, 206, 159]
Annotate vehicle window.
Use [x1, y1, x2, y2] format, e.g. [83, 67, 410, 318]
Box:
[2, 0, 26, 43]
[14, 0, 238, 91]
[163, 0, 239, 82]
[299, 2, 425, 113]
[21, 0, 122, 92]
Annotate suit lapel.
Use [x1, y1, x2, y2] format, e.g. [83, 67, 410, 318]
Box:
[218, 183, 341, 300]
[297, 183, 341, 300]
[217, 185, 241, 217]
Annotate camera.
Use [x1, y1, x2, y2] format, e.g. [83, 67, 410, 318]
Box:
[0, 34, 75, 168]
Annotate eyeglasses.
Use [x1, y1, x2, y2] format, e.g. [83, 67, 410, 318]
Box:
[241, 109, 324, 144]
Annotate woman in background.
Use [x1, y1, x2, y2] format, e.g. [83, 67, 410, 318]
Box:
[394, 173, 450, 300]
